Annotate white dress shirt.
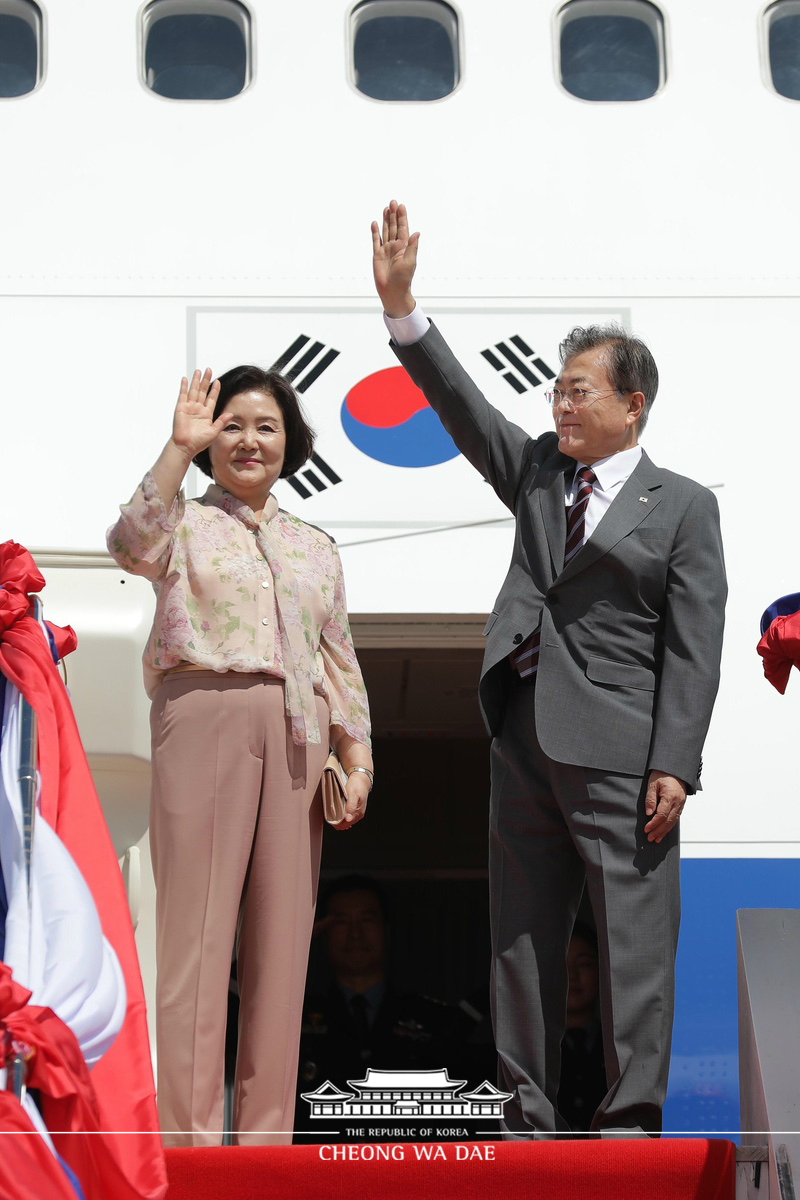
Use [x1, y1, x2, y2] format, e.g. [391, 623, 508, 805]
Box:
[569, 445, 642, 539]
[384, 305, 643, 540]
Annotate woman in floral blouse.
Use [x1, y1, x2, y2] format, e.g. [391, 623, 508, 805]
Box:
[107, 366, 372, 1147]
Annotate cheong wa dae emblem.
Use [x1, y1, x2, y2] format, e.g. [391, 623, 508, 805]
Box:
[302, 1068, 512, 1120]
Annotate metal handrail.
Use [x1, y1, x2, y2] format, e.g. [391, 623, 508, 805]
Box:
[777, 1145, 797, 1200]
[3, 593, 41, 1103]
[738, 909, 800, 1200]
[17, 595, 40, 908]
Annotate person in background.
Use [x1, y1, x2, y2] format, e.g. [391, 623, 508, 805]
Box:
[558, 922, 606, 1132]
[295, 874, 477, 1141]
[107, 366, 373, 1146]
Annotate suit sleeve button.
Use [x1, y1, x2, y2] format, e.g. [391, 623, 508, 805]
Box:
[513, 633, 523, 644]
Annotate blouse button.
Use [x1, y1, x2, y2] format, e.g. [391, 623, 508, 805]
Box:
[261, 580, 270, 588]
[261, 617, 269, 626]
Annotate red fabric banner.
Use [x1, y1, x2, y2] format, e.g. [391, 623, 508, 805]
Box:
[0, 541, 166, 1200]
[164, 1139, 735, 1200]
[757, 609, 800, 694]
[0, 1096, 79, 1200]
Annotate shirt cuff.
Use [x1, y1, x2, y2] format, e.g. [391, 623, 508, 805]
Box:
[383, 304, 430, 346]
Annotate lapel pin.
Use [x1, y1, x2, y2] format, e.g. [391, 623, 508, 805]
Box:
[638, 496, 648, 503]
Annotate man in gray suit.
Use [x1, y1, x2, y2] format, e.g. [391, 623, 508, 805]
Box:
[370, 201, 726, 1137]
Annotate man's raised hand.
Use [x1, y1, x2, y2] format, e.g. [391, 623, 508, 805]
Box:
[371, 199, 420, 318]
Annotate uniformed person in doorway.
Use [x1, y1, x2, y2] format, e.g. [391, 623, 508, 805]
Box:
[293, 874, 487, 1143]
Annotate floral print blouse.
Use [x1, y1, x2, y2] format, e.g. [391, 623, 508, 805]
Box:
[106, 473, 371, 749]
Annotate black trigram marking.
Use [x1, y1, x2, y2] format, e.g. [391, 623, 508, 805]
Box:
[285, 452, 342, 500]
[270, 334, 340, 393]
[481, 335, 556, 394]
[271, 334, 343, 500]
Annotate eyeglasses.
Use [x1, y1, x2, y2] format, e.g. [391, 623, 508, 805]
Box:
[544, 387, 621, 411]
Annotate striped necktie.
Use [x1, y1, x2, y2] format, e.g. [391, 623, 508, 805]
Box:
[511, 465, 597, 679]
[564, 466, 597, 564]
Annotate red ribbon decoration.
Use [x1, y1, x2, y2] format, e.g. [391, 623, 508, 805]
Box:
[0, 541, 166, 1200]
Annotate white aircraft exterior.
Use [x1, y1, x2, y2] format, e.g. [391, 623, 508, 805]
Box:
[1, 0, 798, 1132]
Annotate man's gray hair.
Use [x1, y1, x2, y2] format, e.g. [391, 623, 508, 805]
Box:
[558, 323, 659, 432]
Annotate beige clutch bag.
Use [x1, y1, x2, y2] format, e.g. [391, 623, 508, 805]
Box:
[321, 750, 348, 825]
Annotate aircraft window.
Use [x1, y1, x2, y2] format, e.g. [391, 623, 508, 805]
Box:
[557, 0, 665, 102]
[350, 0, 460, 102]
[141, 0, 252, 101]
[765, 2, 800, 100]
[0, 0, 43, 98]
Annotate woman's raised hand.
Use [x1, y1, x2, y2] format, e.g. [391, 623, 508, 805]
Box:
[371, 199, 419, 319]
[170, 368, 229, 458]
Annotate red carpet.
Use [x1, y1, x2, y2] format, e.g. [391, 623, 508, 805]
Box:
[165, 1139, 734, 1200]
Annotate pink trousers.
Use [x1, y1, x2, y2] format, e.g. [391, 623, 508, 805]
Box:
[149, 671, 328, 1147]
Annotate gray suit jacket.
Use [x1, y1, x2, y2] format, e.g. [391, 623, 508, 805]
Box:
[393, 323, 727, 793]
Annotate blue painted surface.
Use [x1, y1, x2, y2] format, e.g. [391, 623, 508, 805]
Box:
[663, 858, 800, 1137]
[341, 399, 459, 468]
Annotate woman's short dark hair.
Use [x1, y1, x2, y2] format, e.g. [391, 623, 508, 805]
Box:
[193, 364, 315, 480]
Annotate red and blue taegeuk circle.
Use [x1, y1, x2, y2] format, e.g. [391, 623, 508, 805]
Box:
[340, 367, 459, 468]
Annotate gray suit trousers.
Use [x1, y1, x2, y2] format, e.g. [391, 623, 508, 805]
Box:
[490, 672, 680, 1136]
